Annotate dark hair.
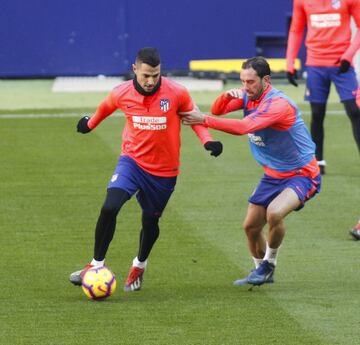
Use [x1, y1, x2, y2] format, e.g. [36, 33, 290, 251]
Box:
[242, 56, 271, 78]
[135, 47, 161, 67]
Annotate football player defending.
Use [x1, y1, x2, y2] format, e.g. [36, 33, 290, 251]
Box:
[181, 57, 321, 286]
[286, 0, 360, 174]
[69, 47, 223, 291]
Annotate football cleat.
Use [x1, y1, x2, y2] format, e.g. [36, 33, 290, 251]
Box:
[233, 276, 251, 286]
[124, 266, 145, 292]
[233, 267, 274, 287]
[69, 264, 94, 286]
[350, 223, 360, 240]
[246, 260, 275, 286]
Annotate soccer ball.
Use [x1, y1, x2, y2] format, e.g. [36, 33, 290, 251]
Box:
[81, 266, 116, 300]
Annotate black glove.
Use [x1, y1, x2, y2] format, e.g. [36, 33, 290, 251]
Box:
[77, 116, 92, 133]
[336, 59, 350, 74]
[287, 70, 298, 87]
[204, 141, 223, 157]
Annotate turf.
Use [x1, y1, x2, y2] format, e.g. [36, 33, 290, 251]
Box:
[0, 80, 359, 345]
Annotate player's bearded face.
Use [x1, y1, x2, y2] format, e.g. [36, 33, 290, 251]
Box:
[240, 68, 270, 101]
[133, 63, 161, 92]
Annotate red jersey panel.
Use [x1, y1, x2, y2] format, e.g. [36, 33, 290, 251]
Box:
[88, 77, 212, 177]
[210, 86, 296, 134]
[286, 0, 360, 69]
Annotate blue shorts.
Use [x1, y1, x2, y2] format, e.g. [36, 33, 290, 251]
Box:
[248, 174, 321, 210]
[107, 155, 177, 217]
[305, 66, 358, 103]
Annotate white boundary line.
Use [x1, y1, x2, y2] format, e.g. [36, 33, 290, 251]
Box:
[0, 110, 345, 119]
[0, 113, 124, 119]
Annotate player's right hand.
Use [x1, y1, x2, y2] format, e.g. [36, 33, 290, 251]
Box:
[287, 70, 298, 87]
[77, 116, 92, 133]
[225, 88, 243, 99]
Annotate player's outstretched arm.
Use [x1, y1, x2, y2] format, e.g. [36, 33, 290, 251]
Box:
[76, 95, 117, 134]
[180, 107, 223, 157]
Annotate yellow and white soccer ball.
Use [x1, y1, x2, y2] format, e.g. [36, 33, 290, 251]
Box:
[81, 266, 116, 300]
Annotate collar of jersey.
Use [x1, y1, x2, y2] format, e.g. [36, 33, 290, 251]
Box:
[133, 76, 162, 96]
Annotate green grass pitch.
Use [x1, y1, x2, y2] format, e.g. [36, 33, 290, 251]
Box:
[0, 79, 359, 345]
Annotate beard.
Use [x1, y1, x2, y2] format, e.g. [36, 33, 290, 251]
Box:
[133, 76, 161, 96]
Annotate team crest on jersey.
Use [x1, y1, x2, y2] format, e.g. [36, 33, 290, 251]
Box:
[331, 0, 341, 10]
[160, 99, 170, 112]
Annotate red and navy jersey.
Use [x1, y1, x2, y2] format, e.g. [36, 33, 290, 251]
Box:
[209, 86, 319, 178]
[88, 77, 212, 177]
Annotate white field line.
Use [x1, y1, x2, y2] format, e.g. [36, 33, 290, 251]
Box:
[0, 110, 345, 119]
[0, 113, 124, 119]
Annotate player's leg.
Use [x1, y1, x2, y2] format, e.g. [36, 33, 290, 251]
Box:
[69, 188, 130, 286]
[93, 187, 130, 261]
[138, 212, 160, 262]
[233, 203, 267, 286]
[310, 102, 327, 172]
[234, 175, 278, 286]
[123, 212, 160, 292]
[266, 188, 301, 249]
[124, 171, 177, 292]
[243, 203, 267, 262]
[332, 66, 360, 152]
[306, 66, 331, 174]
[69, 155, 137, 286]
[244, 188, 300, 286]
[244, 175, 321, 286]
[343, 99, 360, 152]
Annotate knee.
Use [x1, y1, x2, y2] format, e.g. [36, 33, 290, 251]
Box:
[142, 213, 159, 227]
[344, 100, 360, 119]
[311, 103, 326, 122]
[243, 221, 261, 239]
[101, 188, 129, 217]
[101, 202, 120, 217]
[266, 209, 283, 227]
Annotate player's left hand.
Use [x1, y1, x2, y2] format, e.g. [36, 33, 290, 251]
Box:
[204, 141, 223, 157]
[336, 59, 350, 74]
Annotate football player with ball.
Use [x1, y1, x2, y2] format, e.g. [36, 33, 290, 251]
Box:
[69, 47, 222, 293]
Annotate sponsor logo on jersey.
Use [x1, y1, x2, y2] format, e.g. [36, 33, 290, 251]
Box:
[132, 116, 167, 130]
[331, 0, 341, 10]
[310, 13, 341, 28]
[248, 133, 265, 147]
[160, 99, 170, 112]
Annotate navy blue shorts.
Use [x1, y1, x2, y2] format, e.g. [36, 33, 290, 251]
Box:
[248, 174, 321, 210]
[305, 66, 358, 103]
[107, 155, 177, 217]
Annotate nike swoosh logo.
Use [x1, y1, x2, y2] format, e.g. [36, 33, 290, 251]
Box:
[127, 105, 136, 108]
